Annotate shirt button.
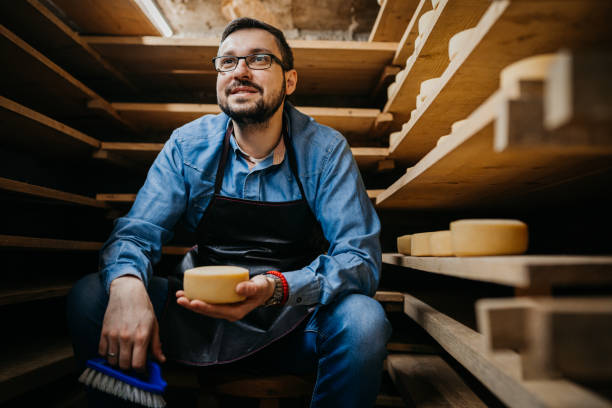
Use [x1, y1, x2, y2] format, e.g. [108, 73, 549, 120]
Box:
[296, 297, 302, 303]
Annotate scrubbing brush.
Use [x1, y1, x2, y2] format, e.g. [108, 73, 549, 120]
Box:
[79, 358, 167, 407]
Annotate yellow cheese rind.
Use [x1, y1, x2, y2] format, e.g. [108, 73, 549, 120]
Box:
[451, 219, 528, 256]
[397, 235, 412, 255]
[430, 230, 453, 256]
[411, 232, 433, 256]
[183, 265, 249, 304]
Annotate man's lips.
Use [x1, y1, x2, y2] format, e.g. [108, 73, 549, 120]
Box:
[230, 86, 259, 95]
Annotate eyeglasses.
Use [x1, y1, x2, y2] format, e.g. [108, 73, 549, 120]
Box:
[212, 53, 284, 72]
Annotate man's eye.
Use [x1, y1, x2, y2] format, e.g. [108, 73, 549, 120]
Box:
[253, 55, 266, 62]
[220, 57, 235, 65]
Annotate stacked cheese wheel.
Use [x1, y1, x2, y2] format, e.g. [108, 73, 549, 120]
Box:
[183, 265, 250, 303]
[397, 219, 528, 257]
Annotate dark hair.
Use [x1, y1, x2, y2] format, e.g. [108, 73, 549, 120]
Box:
[220, 17, 294, 71]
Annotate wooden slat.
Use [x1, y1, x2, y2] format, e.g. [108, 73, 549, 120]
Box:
[84, 37, 397, 98]
[0, 235, 190, 255]
[369, 0, 420, 42]
[392, 0, 430, 66]
[0, 341, 74, 403]
[477, 297, 612, 382]
[388, 0, 612, 161]
[378, 78, 612, 208]
[382, 254, 612, 288]
[51, 0, 160, 35]
[0, 25, 135, 136]
[384, 0, 491, 126]
[386, 354, 487, 407]
[0, 0, 136, 92]
[374, 291, 404, 303]
[0, 284, 72, 306]
[111, 103, 381, 141]
[402, 293, 612, 408]
[0, 177, 107, 208]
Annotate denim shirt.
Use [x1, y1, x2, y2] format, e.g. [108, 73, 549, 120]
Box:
[99, 103, 382, 307]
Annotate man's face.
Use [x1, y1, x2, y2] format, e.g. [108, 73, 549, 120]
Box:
[216, 28, 295, 125]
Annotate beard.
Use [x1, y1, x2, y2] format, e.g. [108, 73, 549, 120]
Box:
[218, 76, 286, 126]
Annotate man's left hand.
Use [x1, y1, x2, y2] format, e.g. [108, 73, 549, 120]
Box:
[176, 274, 274, 321]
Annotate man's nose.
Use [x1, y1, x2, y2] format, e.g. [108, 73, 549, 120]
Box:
[232, 58, 251, 78]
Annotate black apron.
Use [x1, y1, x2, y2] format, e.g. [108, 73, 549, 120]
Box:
[160, 118, 327, 366]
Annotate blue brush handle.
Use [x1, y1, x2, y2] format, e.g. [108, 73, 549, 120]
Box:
[86, 358, 167, 394]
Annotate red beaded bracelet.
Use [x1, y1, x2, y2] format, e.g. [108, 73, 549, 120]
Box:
[266, 270, 288, 305]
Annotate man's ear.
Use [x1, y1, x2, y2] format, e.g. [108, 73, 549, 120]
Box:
[285, 69, 298, 96]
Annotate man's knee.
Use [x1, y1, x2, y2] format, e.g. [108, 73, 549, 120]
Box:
[66, 273, 108, 330]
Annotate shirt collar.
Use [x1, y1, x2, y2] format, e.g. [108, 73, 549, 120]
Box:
[229, 131, 286, 170]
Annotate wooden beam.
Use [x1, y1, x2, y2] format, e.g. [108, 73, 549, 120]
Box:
[386, 354, 487, 407]
[0, 284, 72, 306]
[402, 293, 612, 408]
[0, 177, 107, 208]
[369, 0, 420, 42]
[382, 254, 612, 288]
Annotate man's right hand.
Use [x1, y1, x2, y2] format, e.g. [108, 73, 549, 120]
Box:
[99, 276, 166, 371]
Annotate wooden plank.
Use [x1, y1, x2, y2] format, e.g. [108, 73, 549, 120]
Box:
[386, 354, 487, 407]
[369, 0, 420, 42]
[392, 0, 430, 66]
[477, 297, 612, 382]
[0, 284, 72, 306]
[384, 0, 491, 126]
[84, 37, 397, 98]
[389, 0, 612, 161]
[382, 254, 612, 288]
[96, 193, 137, 203]
[374, 291, 404, 303]
[0, 235, 189, 255]
[402, 293, 612, 408]
[378, 80, 612, 208]
[0, 341, 75, 403]
[0, 177, 107, 208]
[0, 25, 135, 136]
[0, 96, 102, 159]
[387, 342, 439, 354]
[112, 103, 381, 141]
[0, 0, 136, 92]
[51, 0, 160, 35]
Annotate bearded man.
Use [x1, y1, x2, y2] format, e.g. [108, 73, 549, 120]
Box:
[67, 17, 391, 407]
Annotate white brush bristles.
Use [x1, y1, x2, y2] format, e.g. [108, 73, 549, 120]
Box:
[79, 368, 166, 408]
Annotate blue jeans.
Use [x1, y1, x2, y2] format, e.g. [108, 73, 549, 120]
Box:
[67, 273, 392, 408]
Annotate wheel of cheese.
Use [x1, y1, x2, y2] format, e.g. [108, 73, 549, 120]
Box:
[411, 232, 434, 256]
[436, 134, 450, 146]
[389, 130, 401, 148]
[448, 28, 475, 62]
[500, 54, 556, 99]
[401, 121, 410, 133]
[450, 219, 528, 256]
[430, 230, 453, 256]
[183, 265, 249, 304]
[397, 235, 412, 255]
[410, 108, 418, 122]
[418, 10, 436, 36]
[406, 53, 416, 68]
[414, 35, 423, 51]
[431, 0, 440, 9]
[387, 81, 397, 99]
[396, 68, 408, 85]
[451, 119, 467, 134]
[416, 94, 423, 110]
[420, 77, 441, 100]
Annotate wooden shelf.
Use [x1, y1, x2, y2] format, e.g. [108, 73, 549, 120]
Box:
[112, 103, 382, 142]
[0, 177, 106, 208]
[0, 25, 135, 137]
[402, 293, 612, 408]
[0, 0, 135, 93]
[389, 0, 612, 162]
[377, 60, 612, 208]
[0, 235, 190, 255]
[51, 0, 161, 36]
[1, 96, 101, 159]
[84, 37, 397, 98]
[0, 340, 75, 403]
[0, 284, 72, 306]
[383, 254, 612, 289]
[391, 0, 431, 67]
[369, 0, 420, 42]
[384, 0, 491, 126]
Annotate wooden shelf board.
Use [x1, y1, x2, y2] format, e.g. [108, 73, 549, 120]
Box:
[383, 254, 612, 288]
[389, 0, 612, 162]
[0, 24, 135, 137]
[402, 293, 612, 408]
[391, 0, 430, 67]
[384, 0, 491, 125]
[378, 88, 612, 208]
[0, 340, 75, 403]
[0, 284, 72, 306]
[0, 177, 106, 208]
[374, 290, 404, 303]
[112, 103, 381, 140]
[84, 37, 397, 97]
[0, 235, 189, 255]
[369, 0, 420, 42]
[0, 0, 136, 93]
[51, 0, 160, 36]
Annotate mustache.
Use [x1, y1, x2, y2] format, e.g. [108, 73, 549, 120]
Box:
[226, 80, 263, 95]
